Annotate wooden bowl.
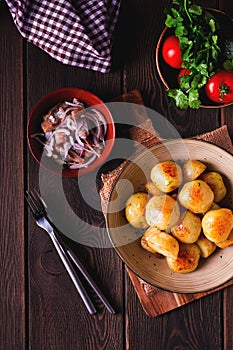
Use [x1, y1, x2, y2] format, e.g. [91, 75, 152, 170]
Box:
[155, 9, 233, 109]
[106, 139, 233, 293]
[27, 88, 115, 177]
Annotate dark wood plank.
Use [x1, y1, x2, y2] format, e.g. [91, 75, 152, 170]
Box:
[25, 35, 125, 349]
[223, 287, 233, 350]
[219, 0, 233, 17]
[0, 3, 25, 349]
[26, 43, 123, 106]
[126, 272, 222, 350]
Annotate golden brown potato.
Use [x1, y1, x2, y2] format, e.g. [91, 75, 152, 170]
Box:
[196, 234, 217, 258]
[183, 160, 207, 181]
[178, 180, 214, 214]
[141, 227, 159, 253]
[166, 243, 201, 273]
[145, 182, 163, 196]
[200, 172, 227, 202]
[171, 211, 202, 244]
[145, 195, 180, 230]
[142, 227, 179, 259]
[125, 192, 149, 229]
[150, 161, 183, 193]
[215, 229, 233, 248]
[202, 208, 233, 243]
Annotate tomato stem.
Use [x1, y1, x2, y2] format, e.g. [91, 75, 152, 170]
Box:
[219, 84, 230, 101]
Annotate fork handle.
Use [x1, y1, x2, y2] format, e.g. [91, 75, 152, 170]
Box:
[48, 230, 97, 315]
[67, 249, 116, 314]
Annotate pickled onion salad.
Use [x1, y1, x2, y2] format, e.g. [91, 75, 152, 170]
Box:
[32, 98, 108, 169]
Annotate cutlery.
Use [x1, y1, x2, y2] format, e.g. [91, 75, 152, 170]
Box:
[25, 189, 116, 315]
[25, 190, 96, 315]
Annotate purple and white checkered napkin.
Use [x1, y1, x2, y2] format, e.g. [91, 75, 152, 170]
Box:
[5, 0, 122, 73]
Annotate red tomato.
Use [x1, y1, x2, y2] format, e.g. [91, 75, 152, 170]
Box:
[178, 68, 191, 84]
[162, 35, 183, 69]
[205, 70, 233, 104]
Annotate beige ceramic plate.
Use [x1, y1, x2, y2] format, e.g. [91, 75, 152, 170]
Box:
[106, 139, 233, 293]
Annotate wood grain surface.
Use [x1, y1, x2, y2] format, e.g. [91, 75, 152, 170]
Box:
[0, 0, 233, 349]
[0, 6, 25, 350]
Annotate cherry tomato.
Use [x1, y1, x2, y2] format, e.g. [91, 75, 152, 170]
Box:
[205, 70, 233, 104]
[162, 35, 183, 69]
[178, 68, 191, 84]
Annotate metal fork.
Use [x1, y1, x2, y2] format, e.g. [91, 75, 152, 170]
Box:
[25, 190, 97, 315]
[25, 189, 115, 315]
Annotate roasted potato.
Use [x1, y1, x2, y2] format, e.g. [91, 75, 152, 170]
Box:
[200, 171, 227, 202]
[150, 161, 183, 193]
[125, 192, 149, 228]
[171, 210, 202, 244]
[183, 160, 207, 181]
[142, 227, 179, 259]
[215, 229, 233, 248]
[145, 195, 180, 230]
[128, 158, 232, 274]
[196, 234, 217, 258]
[141, 227, 159, 253]
[166, 243, 201, 273]
[178, 180, 214, 214]
[145, 182, 163, 196]
[202, 208, 233, 243]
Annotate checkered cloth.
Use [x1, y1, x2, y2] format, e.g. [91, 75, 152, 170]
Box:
[5, 0, 122, 73]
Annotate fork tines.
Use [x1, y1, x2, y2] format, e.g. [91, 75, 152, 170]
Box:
[25, 189, 46, 219]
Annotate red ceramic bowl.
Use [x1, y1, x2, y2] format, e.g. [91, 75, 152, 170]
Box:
[155, 9, 233, 109]
[27, 88, 115, 177]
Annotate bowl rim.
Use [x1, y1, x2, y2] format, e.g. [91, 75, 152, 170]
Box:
[27, 87, 116, 177]
[155, 8, 233, 109]
[106, 138, 233, 293]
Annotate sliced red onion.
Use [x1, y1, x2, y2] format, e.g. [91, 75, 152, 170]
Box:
[65, 100, 84, 108]
[44, 144, 54, 157]
[45, 131, 53, 140]
[35, 98, 108, 169]
[74, 131, 85, 147]
[61, 142, 71, 158]
[65, 117, 77, 130]
[53, 128, 70, 136]
[85, 143, 100, 157]
[31, 132, 44, 137]
[69, 136, 75, 146]
[69, 154, 96, 169]
[48, 136, 55, 149]
[90, 108, 107, 135]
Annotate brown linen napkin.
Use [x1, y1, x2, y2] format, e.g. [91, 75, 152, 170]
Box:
[99, 90, 233, 317]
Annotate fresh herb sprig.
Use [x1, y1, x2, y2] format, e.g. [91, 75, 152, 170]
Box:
[165, 0, 221, 109]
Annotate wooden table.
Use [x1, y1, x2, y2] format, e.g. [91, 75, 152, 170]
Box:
[1, 0, 233, 349]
